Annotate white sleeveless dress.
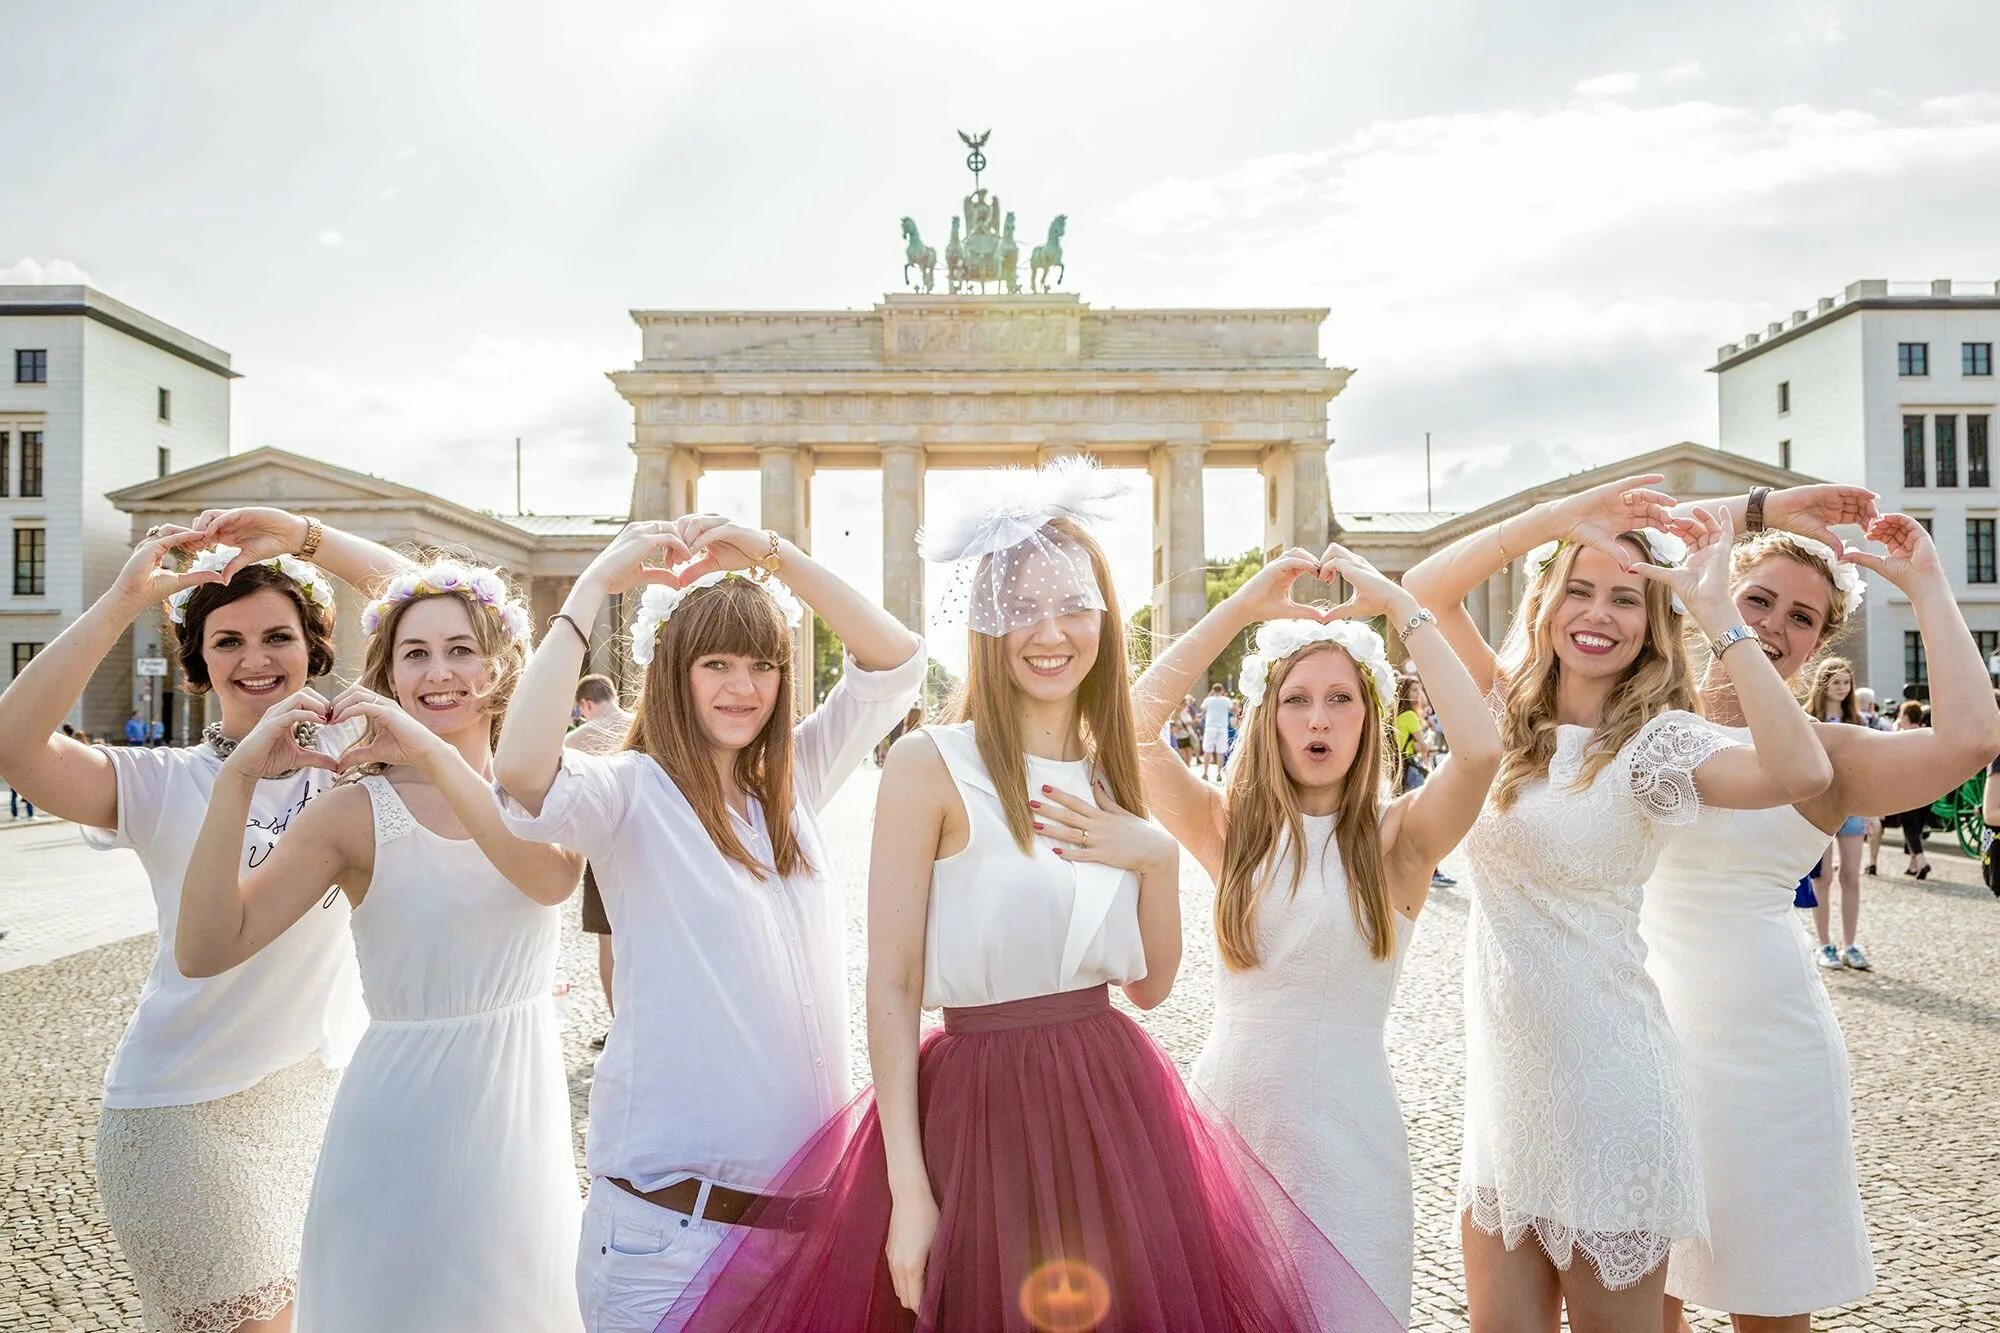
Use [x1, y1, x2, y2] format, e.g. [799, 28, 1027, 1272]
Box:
[1191, 814, 1416, 1325]
[1459, 710, 1736, 1289]
[295, 775, 582, 1333]
[1641, 737, 1874, 1315]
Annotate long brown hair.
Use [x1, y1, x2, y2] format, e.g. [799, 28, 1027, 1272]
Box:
[946, 517, 1147, 850]
[1215, 643, 1396, 969]
[1806, 656, 1861, 725]
[1493, 535, 1694, 810]
[627, 577, 806, 880]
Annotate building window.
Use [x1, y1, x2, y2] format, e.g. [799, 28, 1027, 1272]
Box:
[157, 446, 171, 478]
[14, 349, 46, 383]
[1966, 342, 1994, 377]
[1904, 414, 1927, 486]
[1905, 632, 1929, 693]
[0, 431, 8, 498]
[1969, 518, 1996, 584]
[1779, 439, 1792, 470]
[157, 387, 172, 422]
[13, 527, 45, 595]
[1914, 515, 1935, 536]
[1979, 631, 2000, 680]
[19, 430, 42, 498]
[1972, 415, 1992, 488]
[11, 642, 40, 679]
[1899, 342, 1929, 376]
[1937, 415, 1959, 487]
[1778, 381, 1791, 414]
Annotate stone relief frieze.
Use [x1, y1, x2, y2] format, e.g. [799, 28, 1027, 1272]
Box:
[890, 317, 1069, 357]
[641, 391, 1326, 428]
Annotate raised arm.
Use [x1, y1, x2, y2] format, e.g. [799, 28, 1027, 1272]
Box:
[175, 691, 357, 978]
[194, 507, 414, 591]
[493, 521, 692, 813]
[327, 687, 585, 905]
[1402, 474, 1679, 694]
[1668, 484, 1878, 556]
[1812, 516, 2000, 818]
[0, 527, 220, 827]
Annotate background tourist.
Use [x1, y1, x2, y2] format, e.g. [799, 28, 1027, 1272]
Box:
[566, 673, 631, 1050]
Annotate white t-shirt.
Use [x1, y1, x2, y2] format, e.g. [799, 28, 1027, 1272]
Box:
[1201, 694, 1234, 733]
[82, 733, 367, 1109]
[495, 648, 927, 1193]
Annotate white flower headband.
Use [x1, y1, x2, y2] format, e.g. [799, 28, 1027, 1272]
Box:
[166, 546, 335, 625]
[1779, 534, 1866, 619]
[629, 569, 805, 668]
[361, 561, 532, 641]
[1524, 530, 1689, 616]
[1238, 619, 1397, 718]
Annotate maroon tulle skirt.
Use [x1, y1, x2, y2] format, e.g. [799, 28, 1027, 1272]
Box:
[661, 984, 1399, 1332]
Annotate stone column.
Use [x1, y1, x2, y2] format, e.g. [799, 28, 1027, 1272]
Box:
[631, 445, 702, 520]
[758, 443, 815, 710]
[1150, 442, 1207, 639]
[1465, 576, 1491, 640]
[881, 444, 926, 632]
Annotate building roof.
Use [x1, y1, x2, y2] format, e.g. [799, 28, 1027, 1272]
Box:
[0, 285, 237, 378]
[498, 513, 627, 537]
[1334, 510, 1461, 534]
[1711, 278, 2000, 372]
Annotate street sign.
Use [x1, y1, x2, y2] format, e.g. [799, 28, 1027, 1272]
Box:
[136, 658, 169, 677]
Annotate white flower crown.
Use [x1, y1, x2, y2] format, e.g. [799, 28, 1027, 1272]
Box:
[1780, 534, 1866, 619]
[1238, 619, 1397, 717]
[361, 561, 532, 641]
[166, 546, 335, 624]
[629, 570, 805, 668]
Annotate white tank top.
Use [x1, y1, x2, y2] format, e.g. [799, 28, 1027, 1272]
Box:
[921, 723, 1148, 1009]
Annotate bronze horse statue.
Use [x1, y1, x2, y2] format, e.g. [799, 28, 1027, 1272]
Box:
[1031, 215, 1066, 293]
[900, 217, 937, 293]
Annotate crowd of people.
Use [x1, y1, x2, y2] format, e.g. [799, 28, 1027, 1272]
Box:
[0, 462, 1996, 1333]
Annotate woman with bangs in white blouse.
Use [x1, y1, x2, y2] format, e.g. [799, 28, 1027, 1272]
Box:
[491, 513, 925, 1333]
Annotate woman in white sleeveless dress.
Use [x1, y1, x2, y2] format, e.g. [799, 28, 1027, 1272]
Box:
[0, 508, 401, 1333]
[1642, 510, 2000, 1332]
[176, 561, 584, 1332]
[1404, 480, 1839, 1331]
[1130, 543, 1501, 1325]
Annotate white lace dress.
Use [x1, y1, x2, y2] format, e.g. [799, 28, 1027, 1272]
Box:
[1192, 815, 1416, 1325]
[1458, 709, 1737, 1289]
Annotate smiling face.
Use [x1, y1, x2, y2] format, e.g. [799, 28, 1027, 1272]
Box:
[199, 587, 314, 732]
[1267, 645, 1370, 793]
[687, 650, 783, 750]
[385, 595, 495, 739]
[999, 610, 1103, 704]
[1547, 542, 1653, 682]
[1732, 554, 1835, 683]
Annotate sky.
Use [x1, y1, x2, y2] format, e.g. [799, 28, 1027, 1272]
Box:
[6, 0, 1999, 626]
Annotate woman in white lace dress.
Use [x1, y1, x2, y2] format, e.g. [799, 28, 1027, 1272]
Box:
[1643, 506, 2000, 1333]
[1404, 480, 1836, 1331]
[1131, 543, 1500, 1326]
[176, 562, 584, 1332]
[0, 509, 401, 1333]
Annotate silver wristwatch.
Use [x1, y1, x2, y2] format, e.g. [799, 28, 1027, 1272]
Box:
[1711, 624, 1761, 658]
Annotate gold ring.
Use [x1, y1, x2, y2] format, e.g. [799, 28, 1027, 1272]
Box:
[1081, 830, 1090, 848]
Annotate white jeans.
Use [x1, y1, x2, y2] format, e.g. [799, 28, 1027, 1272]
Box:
[576, 1177, 728, 1333]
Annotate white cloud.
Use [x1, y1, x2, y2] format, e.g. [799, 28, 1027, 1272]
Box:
[379, 186, 398, 200]
[316, 229, 343, 247]
[396, 147, 416, 160]
[1660, 61, 1703, 84]
[0, 256, 94, 285]
[1575, 71, 1642, 98]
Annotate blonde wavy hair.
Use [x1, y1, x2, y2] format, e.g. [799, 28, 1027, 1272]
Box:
[355, 573, 530, 754]
[1492, 535, 1694, 811]
[1215, 642, 1396, 970]
[1728, 530, 1852, 666]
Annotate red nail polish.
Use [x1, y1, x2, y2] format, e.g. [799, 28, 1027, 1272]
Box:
[1033, 821, 1044, 830]
[1040, 785, 1052, 794]
[1052, 847, 1065, 856]
[1029, 800, 1040, 809]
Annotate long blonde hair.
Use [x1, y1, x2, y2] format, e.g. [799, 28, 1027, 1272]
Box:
[1492, 535, 1694, 810]
[626, 577, 806, 880]
[946, 516, 1147, 850]
[1215, 643, 1396, 969]
[1806, 656, 1860, 724]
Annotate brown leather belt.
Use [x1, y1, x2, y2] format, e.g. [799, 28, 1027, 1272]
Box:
[609, 1175, 816, 1231]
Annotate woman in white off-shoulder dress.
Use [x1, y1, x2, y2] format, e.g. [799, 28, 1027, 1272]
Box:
[1131, 542, 1502, 1327]
[1404, 478, 1837, 1330]
[1643, 510, 2000, 1331]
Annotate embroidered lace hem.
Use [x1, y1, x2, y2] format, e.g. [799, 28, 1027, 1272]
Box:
[167, 1274, 295, 1333]
[1461, 1186, 1673, 1292]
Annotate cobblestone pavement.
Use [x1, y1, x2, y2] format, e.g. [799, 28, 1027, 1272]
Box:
[3, 770, 1997, 1330]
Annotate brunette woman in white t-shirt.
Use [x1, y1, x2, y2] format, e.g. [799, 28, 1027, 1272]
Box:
[492, 513, 924, 1333]
[0, 509, 404, 1333]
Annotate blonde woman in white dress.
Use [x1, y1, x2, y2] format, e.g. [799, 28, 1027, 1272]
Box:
[1131, 543, 1500, 1326]
[176, 563, 584, 1333]
[0, 509, 401, 1333]
[1642, 505, 2000, 1333]
[1403, 479, 1835, 1333]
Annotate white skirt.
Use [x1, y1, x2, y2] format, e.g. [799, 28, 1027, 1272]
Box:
[96, 1058, 341, 1333]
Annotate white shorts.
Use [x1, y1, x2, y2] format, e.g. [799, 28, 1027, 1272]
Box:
[576, 1177, 728, 1332]
[1202, 725, 1229, 756]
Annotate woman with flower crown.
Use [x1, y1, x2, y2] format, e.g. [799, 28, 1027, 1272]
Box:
[175, 559, 584, 1332]
[1129, 541, 1500, 1326]
[658, 459, 1398, 1332]
[1400, 476, 1844, 1332]
[1639, 504, 2000, 1333]
[491, 513, 925, 1333]
[0, 508, 403, 1333]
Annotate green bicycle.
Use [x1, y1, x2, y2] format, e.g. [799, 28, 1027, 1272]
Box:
[1929, 768, 1988, 858]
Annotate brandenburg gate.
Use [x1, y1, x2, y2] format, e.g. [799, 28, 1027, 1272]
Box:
[612, 136, 1352, 644]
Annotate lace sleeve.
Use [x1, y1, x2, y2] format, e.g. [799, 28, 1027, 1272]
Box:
[1626, 711, 1739, 828]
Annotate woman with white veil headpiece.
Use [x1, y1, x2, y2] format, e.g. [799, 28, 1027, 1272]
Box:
[660, 456, 1399, 1331]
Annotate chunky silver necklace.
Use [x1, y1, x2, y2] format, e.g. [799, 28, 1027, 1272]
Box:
[202, 719, 319, 762]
